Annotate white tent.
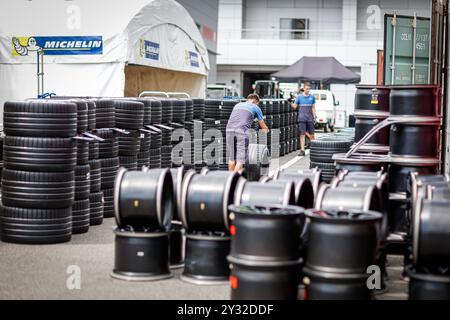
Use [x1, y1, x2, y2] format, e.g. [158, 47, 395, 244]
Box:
[0, 0, 209, 119]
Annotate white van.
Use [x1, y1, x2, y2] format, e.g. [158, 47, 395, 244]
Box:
[310, 89, 339, 132]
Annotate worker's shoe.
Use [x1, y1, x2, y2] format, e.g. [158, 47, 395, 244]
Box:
[298, 150, 306, 157]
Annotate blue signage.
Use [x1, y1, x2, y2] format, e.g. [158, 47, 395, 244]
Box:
[143, 40, 160, 60]
[12, 36, 103, 56]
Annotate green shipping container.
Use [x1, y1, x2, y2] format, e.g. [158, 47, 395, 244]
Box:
[383, 14, 431, 85]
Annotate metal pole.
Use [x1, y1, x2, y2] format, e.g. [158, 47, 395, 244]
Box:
[391, 12, 397, 85]
[445, 0, 450, 174]
[412, 13, 417, 84]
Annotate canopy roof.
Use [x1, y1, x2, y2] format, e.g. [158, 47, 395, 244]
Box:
[272, 56, 360, 84]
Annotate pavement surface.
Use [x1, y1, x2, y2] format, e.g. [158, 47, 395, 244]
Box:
[0, 149, 408, 300]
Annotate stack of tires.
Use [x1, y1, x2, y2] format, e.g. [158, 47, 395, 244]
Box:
[71, 99, 92, 234]
[310, 133, 354, 182]
[115, 100, 145, 171]
[93, 99, 118, 219]
[192, 99, 205, 121]
[85, 100, 104, 227]
[158, 99, 174, 168]
[1, 100, 78, 244]
[228, 204, 305, 300]
[203, 118, 220, 171]
[146, 125, 162, 169]
[219, 100, 237, 170]
[156, 124, 174, 168]
[133, 98, 155, 169]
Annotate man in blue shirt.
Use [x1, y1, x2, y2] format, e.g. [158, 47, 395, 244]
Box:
[226, 94, 269, 172]
[292, 83, 316, 156]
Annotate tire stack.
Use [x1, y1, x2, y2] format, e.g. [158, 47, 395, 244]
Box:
[156, 124, 174, 168]
[192, 98, 205, 121]
[258, 99, 273, 151]
[88, 136, 103, 226]
[271, 100, 281, 158]
[310, 135, 353, 183]
[115, 100, 144, 171]
[228, 205, 304, 300]
[134, 99, 153, 170]
[203, 118, 220, 171]
[1, 100, 78, 244]
[219, 100, 237, 170]
[353, 85, 390, 154]
[302, 209, 382, 300]
[408, 179, 450, 300]
[147, 125, 162, 169]
[72, 99, 91, 234]
[94, 99, 118, 219]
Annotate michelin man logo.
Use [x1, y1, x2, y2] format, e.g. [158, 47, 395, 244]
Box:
[12, 37, 42, 56]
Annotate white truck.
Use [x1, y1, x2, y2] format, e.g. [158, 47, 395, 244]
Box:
[310, 89, 339, 132]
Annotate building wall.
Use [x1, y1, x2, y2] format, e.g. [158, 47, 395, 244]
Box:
[217, 0, 432, 112]
[243, 0, 343, 40]
[356, 0, 431, 40]
[177, 0, 219, 83]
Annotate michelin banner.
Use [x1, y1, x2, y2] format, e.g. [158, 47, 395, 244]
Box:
[11, 36, 103, 56]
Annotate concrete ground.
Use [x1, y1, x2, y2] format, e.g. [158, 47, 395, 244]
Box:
[0, 150, 408, 300]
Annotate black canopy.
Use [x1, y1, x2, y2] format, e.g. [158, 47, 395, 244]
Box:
[272, 56, 360, 84]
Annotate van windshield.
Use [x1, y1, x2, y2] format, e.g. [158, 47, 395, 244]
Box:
[313, 94, 327, 101]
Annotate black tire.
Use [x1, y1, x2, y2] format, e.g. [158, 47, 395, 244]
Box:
[71, 100, 89, 134]
[72, 199, 90, 234]
[75, 165, 90, 200]
[95, 129, 119, 158]
[89, 192, 104, 226]
[160, 99, 173, 124]
[145, 99, 162, 124]
[1, 169, 75, 209]
[139, 132, 151, 152]
[310, 161, 336, 183]
[118, 131, 141, 156]
[137, 151, 150, 169]
[0, 205, 72, 244]
[100, 157, 119, 189]
[114, 100, 144, 129]
[76, 140, 89, 165]
[89, 140, 99, 160]
[87, 100, 96, 130]
[93, 99, 115, 129]
[3, 136, 77, 172]
[119, 155, 138, 171]
[172, 99, 186, 123]
[0, 205, 72, 221]
[310, 148, 349, 163]
[311, 139, 352, 150]
[102, 188, 114, 218]
[3, 101, 77, 137]
[89, 159, 101, 193]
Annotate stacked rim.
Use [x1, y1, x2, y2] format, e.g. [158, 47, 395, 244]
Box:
[387, 85, 441, 245]
[111, 167, 174, 281]
[353, 85, 391, 154]
[302, 209, 382, 300]
[228, 205, 304, 300]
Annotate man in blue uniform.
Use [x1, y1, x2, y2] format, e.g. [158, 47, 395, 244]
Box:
[292, 83, 316, 156]
[226, 94, 269, 172]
